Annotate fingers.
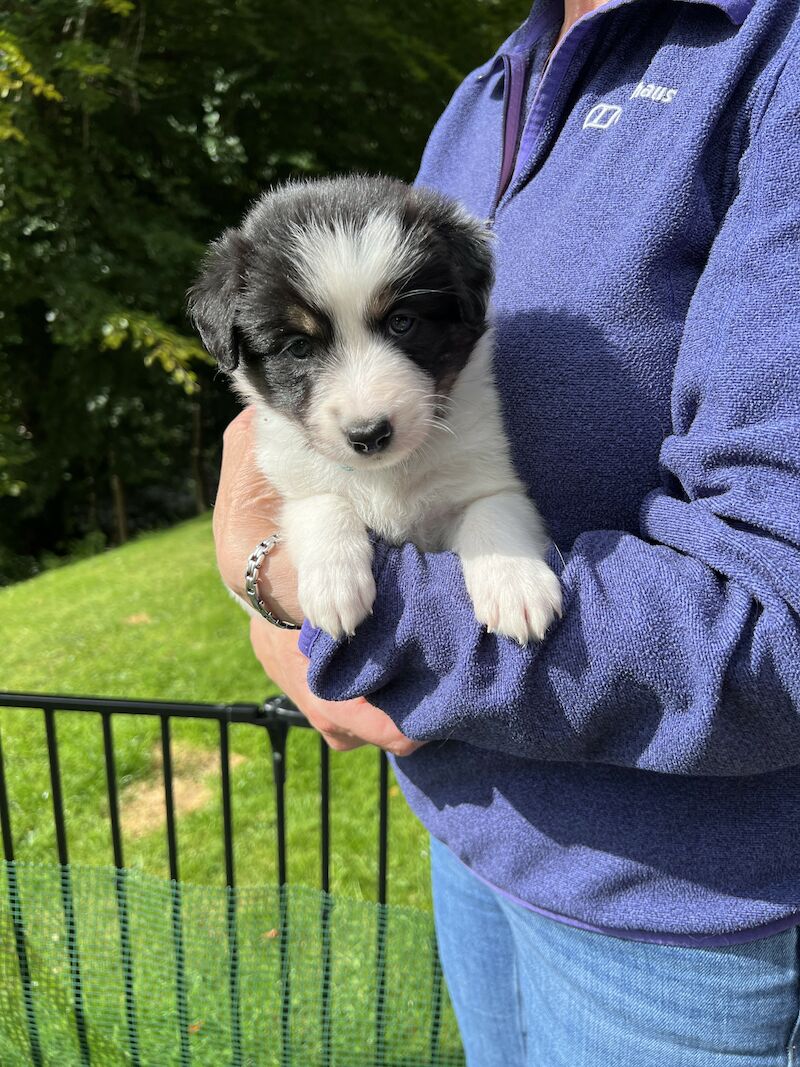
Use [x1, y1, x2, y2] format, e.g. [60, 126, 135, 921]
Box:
[316, 717, 418, 755]
[302, 704, 366, 751]
[316, 716, 419, 755]
[319, 730, 367, 752]
[215, 412, 293, 604]
[248, 600, 423, 756]
[221, 404, 256, 447]
[383, 736, 424, 757]
[217, 407, 276, 506]
[335, 697, 424, 756]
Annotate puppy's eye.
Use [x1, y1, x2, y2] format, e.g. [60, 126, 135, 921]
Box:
[283, 336, 312, 359]
[387, 313, 416, 338]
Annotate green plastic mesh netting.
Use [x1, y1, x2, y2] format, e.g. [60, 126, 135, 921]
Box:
[0, 862, 465, 1066]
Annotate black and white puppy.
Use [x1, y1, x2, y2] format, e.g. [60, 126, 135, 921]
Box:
[190, 176, 562, 644]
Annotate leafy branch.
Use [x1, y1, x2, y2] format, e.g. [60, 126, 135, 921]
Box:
[100, 312, 214, 395]
[0, 29, 62, 142]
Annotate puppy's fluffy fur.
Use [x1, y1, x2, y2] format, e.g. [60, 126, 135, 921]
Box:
[190, 176, 561, 643]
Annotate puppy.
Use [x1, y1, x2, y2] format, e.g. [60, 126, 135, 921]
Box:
[190, 176, 562, 644]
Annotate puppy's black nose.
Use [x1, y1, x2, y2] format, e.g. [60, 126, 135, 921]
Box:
[346, 418, 393, 456]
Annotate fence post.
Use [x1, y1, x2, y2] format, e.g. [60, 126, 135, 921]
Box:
[101, 712, 141, 1066]
[44, 708, 91, 1066]
[265, 717, 291, 1067]
[0, 727, 43, 1067]
[161, 716, 191, 1066]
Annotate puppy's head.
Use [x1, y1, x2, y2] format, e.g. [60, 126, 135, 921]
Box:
[189, 175, 493, 468]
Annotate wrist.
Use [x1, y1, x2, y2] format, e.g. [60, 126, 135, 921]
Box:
[249, 535, 303, 627]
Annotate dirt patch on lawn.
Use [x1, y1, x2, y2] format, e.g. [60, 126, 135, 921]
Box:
[121, 741, 246, 839]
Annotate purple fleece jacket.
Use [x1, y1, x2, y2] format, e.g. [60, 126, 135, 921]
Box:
[299, 0, 800, 943]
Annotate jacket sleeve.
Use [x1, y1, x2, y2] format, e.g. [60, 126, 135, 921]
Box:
[300, 57, 800, 777]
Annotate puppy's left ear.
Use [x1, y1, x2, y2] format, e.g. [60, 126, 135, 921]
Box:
[439, 211, 495, 330]
[187, 228, 250, 371]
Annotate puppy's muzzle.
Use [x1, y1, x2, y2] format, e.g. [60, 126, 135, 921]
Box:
[346, 418, 394, 456]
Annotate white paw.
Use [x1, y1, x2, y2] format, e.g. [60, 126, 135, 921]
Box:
[463, 554, 563, 645]
[298, 559, 376, 640]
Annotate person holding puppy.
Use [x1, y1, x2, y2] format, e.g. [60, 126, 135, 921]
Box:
[213, 0, 800, 1062]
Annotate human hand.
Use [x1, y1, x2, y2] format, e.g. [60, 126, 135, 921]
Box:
[250, 618, 423, 756]
[213, 406, 302, 624]
[216, 409, 422, 755]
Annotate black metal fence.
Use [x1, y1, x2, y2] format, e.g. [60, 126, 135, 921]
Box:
[0, 691, 440, 1067]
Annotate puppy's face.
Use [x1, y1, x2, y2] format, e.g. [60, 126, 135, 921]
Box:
[189, 177, 493, 468]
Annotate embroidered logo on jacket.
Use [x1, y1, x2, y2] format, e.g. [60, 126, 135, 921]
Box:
[631, 81, 678, 104]
[583, 104, 623, 130]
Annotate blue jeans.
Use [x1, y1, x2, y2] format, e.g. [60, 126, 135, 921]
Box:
[430, 836, 800, 1067]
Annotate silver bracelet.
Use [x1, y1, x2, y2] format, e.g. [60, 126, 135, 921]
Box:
[244, 535, 301, 630]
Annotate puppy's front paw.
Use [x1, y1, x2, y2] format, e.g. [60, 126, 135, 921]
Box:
[298, 560, 377, 640]
[463, 555, 562, 645]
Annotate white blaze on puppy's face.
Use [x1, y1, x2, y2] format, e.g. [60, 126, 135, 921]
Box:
[287, 213, 436, 468]
[288, 212, 418, 324]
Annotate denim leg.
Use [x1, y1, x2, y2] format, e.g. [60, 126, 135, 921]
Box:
[497, 892, 800, 1067]
[430, 835, 527, 1066]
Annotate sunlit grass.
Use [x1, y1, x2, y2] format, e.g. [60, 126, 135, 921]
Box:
[0, 515, 431, 909]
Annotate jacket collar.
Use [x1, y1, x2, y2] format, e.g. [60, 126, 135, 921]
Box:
[499, 0, 755, 58]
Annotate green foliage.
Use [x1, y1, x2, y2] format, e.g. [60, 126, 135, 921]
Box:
[101, 311, 213, 394]
[0, 0, 529, 579]
[0, 405, 33, 498]
[0, 28, 62, 143]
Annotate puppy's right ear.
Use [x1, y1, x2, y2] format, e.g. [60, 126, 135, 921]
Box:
[188, 228, 249, 372]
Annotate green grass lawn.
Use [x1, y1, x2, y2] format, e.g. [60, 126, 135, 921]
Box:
[0, 515, 431, 907]
[0, 518, 465, 1065]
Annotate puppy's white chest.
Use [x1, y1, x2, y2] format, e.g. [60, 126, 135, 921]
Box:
[258, 427, 464, 549]
[341, 475, 458, 550]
